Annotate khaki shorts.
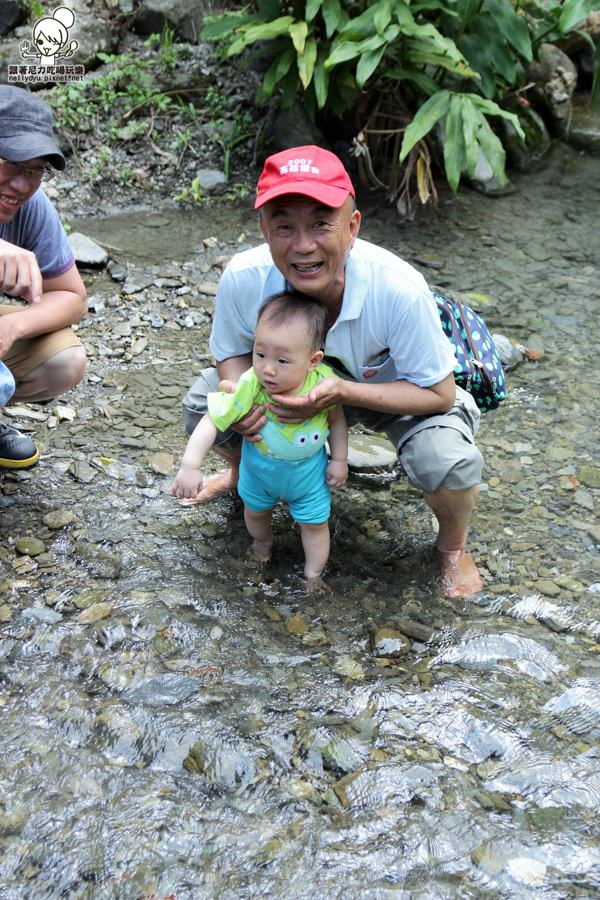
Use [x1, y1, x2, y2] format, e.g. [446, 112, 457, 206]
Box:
[0, 303, 83, 381]
[182, 367, 484, 494]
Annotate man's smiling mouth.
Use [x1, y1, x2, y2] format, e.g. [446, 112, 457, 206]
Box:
[0, 195, 19, 207]
[292, 262, 322, 273]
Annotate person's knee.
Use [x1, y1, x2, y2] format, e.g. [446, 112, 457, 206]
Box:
[400, 428, 483, 494]
[59, 345, 87, 390]
[15, 345, 87, 400]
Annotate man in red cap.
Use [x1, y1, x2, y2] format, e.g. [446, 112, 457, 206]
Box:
[0, 86, 87, 468]
[182, 145, 484, 597]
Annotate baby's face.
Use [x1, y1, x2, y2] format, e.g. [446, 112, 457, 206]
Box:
[253, 315, 318, 396]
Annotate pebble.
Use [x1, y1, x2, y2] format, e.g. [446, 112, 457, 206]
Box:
[347, 433, 397, 471]
[68, 233, 109, 267]
[76, 603, 113, 625]
[15, 537, 45, 557]
[42, 509, 76, 529]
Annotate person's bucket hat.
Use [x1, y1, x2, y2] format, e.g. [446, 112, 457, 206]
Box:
[0, 86, 65, 170]
[255, 145, 354, 209]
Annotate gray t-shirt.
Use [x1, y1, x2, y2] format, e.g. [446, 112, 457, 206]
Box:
[0, 188, 74, 279]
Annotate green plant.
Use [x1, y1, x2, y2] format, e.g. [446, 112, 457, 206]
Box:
[174, 175, 204, 205]
[145, 25, 178, 70]
[201, 0, 600, 202]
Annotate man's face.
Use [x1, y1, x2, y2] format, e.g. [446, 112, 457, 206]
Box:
[259, 195, 361, 306]
[0, 157, 46, 223]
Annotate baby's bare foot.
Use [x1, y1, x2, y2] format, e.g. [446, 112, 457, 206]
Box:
[251, 538, 273, 563]
[304, 573, 330, 595]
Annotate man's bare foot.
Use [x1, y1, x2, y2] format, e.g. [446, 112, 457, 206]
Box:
[251, 538, 273, 563]
[178, 470, 237, 506]
[438, 548, 483, 598]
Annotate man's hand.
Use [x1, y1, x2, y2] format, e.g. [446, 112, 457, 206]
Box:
[269, 376, 345, 423]
[326, 459, 348, 488]
[0, 240, 43, 304]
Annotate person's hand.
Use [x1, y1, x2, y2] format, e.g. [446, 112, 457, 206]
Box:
[230, 403, 267, 443]
[172, 462, 203, 501]
[0, 314, 20, 360]
[326, 459, 348, 488]
[0, 239, 43, 304]
[268, 376, 345, 424]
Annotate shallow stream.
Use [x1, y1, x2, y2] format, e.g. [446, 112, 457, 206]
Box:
[1, 144, 599, 898]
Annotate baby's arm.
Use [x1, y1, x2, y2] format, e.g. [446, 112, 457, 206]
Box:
[326, 404, 348, 488]
[172, 413, 218, 500]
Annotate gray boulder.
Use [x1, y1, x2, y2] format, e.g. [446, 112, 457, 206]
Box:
[567, 93, 600, 156]
[527, 43, 578, 134]
[133, 0, 214, 42]
[0, 1, 25, 38]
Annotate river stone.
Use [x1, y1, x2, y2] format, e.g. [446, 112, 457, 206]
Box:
[68, 233, 109, 267]
[195, 169, 226, 193]
[77, 602, 113, 624]
[0, 1, 25, 36]
[15, 537, 45, 557]
[347, 434, 397, 471]
[393, 617, 434, 643]
[0, 604, 11, 622]
[286, 614, 308, 635]
[578, 466, 600, 489]
[22, 607, 63, 624]
[567, 93, 600, 155]
[371, 627, 410, 658]
[147, 452, 173, 475]
[43, 509, 76, 529]
[333, 656, 365, 680]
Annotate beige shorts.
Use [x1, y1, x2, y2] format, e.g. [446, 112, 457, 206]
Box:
[0, 303, 83, 381]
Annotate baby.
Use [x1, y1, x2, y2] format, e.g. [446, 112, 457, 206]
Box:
[173, 292, 348, 584]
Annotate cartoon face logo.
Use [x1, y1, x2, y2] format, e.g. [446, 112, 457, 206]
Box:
[20, 6, 78, 68]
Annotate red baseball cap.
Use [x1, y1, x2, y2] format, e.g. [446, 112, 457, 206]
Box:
[255, 145, 355, 209]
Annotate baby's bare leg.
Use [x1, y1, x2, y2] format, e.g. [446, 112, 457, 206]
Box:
[300, 521, 330, 581]
[244, 507, 274, 562]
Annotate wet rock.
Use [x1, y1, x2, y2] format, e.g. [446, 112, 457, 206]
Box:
[578, 466, 600, 489]
[393, 617, 434, 643]
[286, 614, 308, 635]
[121, 674, 200, 706]
[76, 602, 113, 625]
[347, 434, 397, 471]
[22, 607, 63, 624]
[42, 509, 76, 529]
[183, 736, 258, 788]
[0, 2, 25, 37]
[501, 99, 551, 170]
[15, 537, 45, 557]
[68, 233, 109, 268]
[371, 626, 410, 658]
[147, 452, 174, 475]
[68, 461, 98, 484]
[0, 604, 11, 622]
[333, 656, 365, 680]
[567, 93, 600, 155]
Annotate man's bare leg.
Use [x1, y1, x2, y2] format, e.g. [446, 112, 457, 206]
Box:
[424, 485, 483, 597]
[13, 347, 86, 401]
[244, 507, 274, 562]
[179, 446, 240, 505]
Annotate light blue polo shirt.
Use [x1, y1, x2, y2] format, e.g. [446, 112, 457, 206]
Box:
[209, 238, 456, 389]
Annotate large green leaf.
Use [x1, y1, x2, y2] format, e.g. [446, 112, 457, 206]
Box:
[297, 35, 318, 88]
[400, 90, 451, 161]
[443, 94, 466, 192]
[289, 20, 309, 55]
[383, 67, 439, 95]
[313, 48, 330, 108]
[200, 13, 259, 40]
[469, 93, 525, 139]
[405, 42, 477, 79]
[486, 0, 532, 61]
[260, 46, 294, 98]
[476, 117, 507, 183]
[356, 45, 387, 88]
[243, 16, 295, 44]
[459, 96, 483, 176]
[322, 0, 344, 39]
[559, 0, 597, 33]
[374, 0, 394, 34]
[305, 0, 323, 24]
[339, 6, 378, 40]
